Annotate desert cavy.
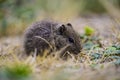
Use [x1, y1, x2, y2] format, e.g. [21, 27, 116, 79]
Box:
[24, 20, 82, 57]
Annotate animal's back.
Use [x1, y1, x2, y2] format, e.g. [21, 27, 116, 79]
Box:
[24, 20, 58, 55]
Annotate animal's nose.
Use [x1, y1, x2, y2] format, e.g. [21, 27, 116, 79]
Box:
[79, 49, 81, 52]
[73, 50, 80, 55]
[76, 49, 81, 53]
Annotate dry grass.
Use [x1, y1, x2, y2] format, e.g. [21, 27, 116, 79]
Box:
[0, 1, 120, 79]
[0, 16, 120, 80]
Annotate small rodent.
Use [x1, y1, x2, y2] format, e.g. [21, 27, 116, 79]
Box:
[24, 20, 82, 57]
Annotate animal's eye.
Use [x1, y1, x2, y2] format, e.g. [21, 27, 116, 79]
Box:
[68, 37, 74, 43]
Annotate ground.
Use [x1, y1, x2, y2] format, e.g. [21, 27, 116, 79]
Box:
[0, 15, 120, 80]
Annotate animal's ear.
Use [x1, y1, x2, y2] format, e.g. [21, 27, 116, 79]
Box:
[67, 23, 72, 27]
[58, 24, 66, 34]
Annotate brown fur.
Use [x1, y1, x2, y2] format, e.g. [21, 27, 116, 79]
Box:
[24, 20, 82, 56]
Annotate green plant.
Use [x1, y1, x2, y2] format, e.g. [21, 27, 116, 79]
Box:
[0, 63, 32, 80]
[84, 26, 95, 36]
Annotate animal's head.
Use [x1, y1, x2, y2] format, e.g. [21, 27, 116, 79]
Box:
[57, 23, 82, 54]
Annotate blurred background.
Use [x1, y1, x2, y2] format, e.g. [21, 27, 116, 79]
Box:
[0, 0, 120, 37]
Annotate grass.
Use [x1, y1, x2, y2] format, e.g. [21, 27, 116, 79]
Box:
[0, 24, 120, 80]
[0, 1, 120, 79]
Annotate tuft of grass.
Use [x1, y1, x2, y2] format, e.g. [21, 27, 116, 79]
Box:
[0, 50, 35, 80]
[0, 63, 33, 80]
